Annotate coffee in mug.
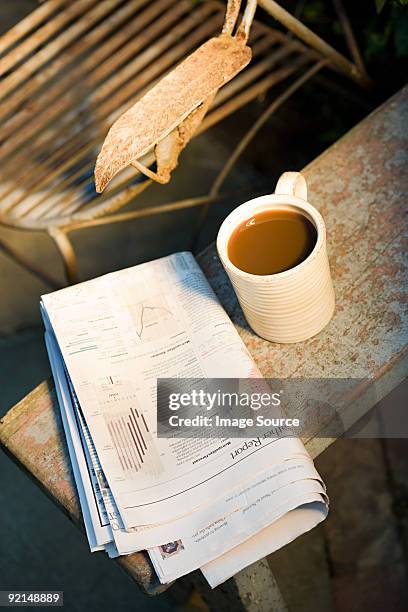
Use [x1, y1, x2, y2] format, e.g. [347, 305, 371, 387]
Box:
[228, 209, 318, 275]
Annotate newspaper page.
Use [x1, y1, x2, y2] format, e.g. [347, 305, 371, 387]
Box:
[41, 252, 314, 529]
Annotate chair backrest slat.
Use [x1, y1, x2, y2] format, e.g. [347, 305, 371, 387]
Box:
[0, 0, 68, 58]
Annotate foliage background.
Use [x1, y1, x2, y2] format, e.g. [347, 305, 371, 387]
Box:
[284, 0, 407, 92]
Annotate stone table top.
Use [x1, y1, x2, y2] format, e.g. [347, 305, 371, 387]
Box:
[1, 86, 407, 595]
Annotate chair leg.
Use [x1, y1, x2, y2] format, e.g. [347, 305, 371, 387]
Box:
[48, 227, 79, 285]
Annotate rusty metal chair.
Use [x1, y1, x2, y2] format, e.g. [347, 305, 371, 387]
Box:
[0, 0, 369, 285]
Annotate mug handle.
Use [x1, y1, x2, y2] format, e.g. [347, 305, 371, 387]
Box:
[275, 172, 307, 201]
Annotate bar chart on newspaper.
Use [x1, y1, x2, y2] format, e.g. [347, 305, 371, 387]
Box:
[94, 375, 160, 476]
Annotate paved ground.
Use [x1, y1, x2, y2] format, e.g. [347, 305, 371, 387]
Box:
[1, 3, 407, 611]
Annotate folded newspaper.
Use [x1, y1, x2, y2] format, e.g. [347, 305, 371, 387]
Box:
[41, 251, 328, 588]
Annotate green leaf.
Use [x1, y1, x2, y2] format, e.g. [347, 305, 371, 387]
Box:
[393, 5, 408, 56]
[302, 0, 325, 23]
[364, 15, 393, 60]
[375, 0, 388, 12]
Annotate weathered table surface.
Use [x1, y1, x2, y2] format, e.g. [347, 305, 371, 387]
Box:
[1, 87, 407, 598]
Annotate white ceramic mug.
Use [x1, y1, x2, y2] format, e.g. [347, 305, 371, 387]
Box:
[216, 172, 335, 343]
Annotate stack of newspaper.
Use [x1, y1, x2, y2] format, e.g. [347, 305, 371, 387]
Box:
[41, 252, 328, 587]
